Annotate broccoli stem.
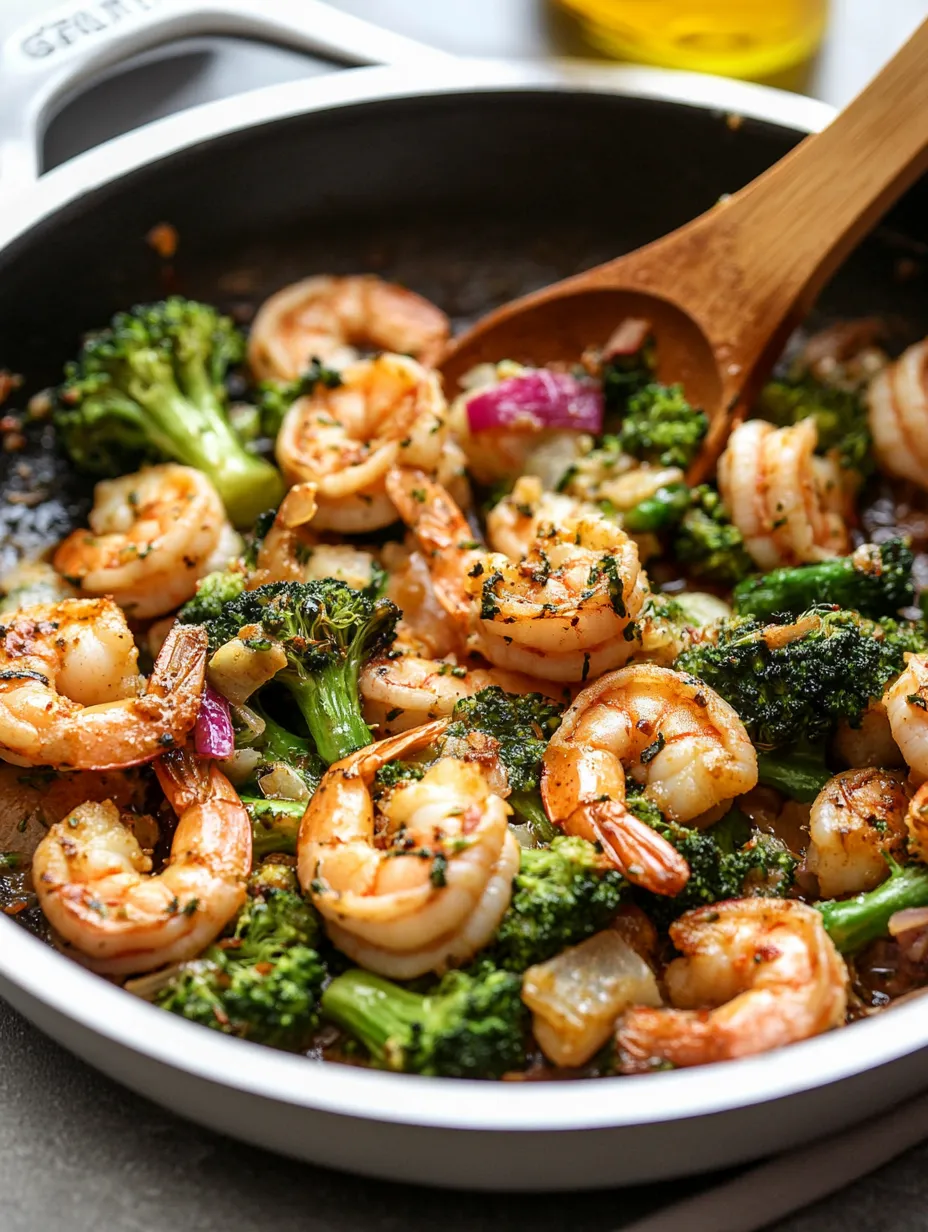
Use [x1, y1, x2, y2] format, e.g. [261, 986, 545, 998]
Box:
[281, 661, 373, 766]
[756, 748, 833, 803]
[815, 860, 928, 953]
[242, 797, 305, 858]
[732, 541, 914, 621]
[257, 708, 314, 765]
[508, 790, 558, 842]
[142, 385, 282, 527]
[321, 969, 424, 1070]
[622, 482, 691, 533]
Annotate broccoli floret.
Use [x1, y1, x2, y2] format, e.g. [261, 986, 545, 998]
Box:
[487, 836, 625, 972]
[155, 870, 325, 1048]
[374, 761, 426, 789]
[675, 608, 926, 749]
[54, 297, 284, 527]
[733, 539, 915, 621]
[256, 358, 342, 438]
[321, 964, 528, 1078]
[757, 376, 872, 475]
[618, 383, 708, 470]
[622, 481, 691, 533]
[243, 797, 306, 858]
[672, 484, 754, 584]
[601, 338, 656, 417]
[177, 569, 246, 626]
[815, 858, 928, 954]
[755, 745, 833, 803]
[205, 580, 398, 765]
[628, 798, 797, 926]
[443, 687, 563, 837]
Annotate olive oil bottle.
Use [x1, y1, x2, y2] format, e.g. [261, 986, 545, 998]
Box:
[555, 0, 828, 79]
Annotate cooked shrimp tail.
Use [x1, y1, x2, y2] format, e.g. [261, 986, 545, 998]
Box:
[588, 799, 690, 895]
[542, 664, 757, 893]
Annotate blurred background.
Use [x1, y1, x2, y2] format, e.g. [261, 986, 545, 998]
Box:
[32, 0, 928, 174]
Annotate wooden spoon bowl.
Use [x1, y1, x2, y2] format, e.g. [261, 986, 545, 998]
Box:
[441, 20, 928, 473]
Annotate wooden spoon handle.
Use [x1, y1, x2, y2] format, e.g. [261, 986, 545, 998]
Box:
[602, 18, 928, 365]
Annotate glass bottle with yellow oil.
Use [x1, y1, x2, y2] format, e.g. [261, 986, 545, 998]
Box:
[555, 0, 828, 79]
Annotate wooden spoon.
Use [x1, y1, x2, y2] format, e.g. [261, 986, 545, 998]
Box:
[440, 19, 928, 471]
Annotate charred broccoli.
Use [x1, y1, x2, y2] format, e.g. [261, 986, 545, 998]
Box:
[757, 375, 871, 475]
[154, 866, 325, 1048]
[256, 357, 342, 438]
[601, 335, 656, 416]
[204, 580, 398, 765]
[618, 383, 708, 470]
[672, 484, 754, 585]
[675, 608, 927, 749]
[321, 964, 527, 1078]
[733, 539, 915, 621]
[54, 297, 283, 527]
[177, 569, 246, 626]
[442, 687, 564, 836]
[628, 798, 797, 926]
[487, 836, 625, 972]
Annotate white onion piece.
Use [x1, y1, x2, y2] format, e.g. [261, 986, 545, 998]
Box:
[232, 702, 266, 739]
[508, 822, 538, 850]
[258, 763, 310, 802]
[674, 591, 733, 629]
[208, 637, 287, 706]
[522, 929, 662, 1068]
[218, 747, 262, 786]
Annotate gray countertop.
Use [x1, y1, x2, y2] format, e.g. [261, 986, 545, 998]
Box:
[5, 1, 928, 1228]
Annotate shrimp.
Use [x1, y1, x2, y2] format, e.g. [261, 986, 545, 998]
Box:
[53, 464, 238, 619]
[275, 354, 463, 533]
[360, 652, 556, 735]
[32, 748, 251, 976]
[905, 780, 928, 863]
[248, 481, 380, 592]
[247, 274, 450, 378]
[382, 540, 464, 660]
[0, 600, 206, 770]
[616, 899, 848, 1071]
[541, 664, 757, 893]
[868, 339, 928, 491]
[833, 700, 904, 769]
[386, 467, 646, 683]
[485, 475, 598, 561]
[884, 652, 928, 780]
[297, 722, 520, 979]
[806, 768, 910, 898]
[718, 419, 848, 570]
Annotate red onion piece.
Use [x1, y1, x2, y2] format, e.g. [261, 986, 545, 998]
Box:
[888, 906, 928, 937]
[466, 370, 603, 435]
[603, 317, 651, 361]
[195, 684, 234, 759]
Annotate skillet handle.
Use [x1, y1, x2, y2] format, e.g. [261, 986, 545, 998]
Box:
[0, 0, 452, 187]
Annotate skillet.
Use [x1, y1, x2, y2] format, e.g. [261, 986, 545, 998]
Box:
[1, 0, 928, 1191]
